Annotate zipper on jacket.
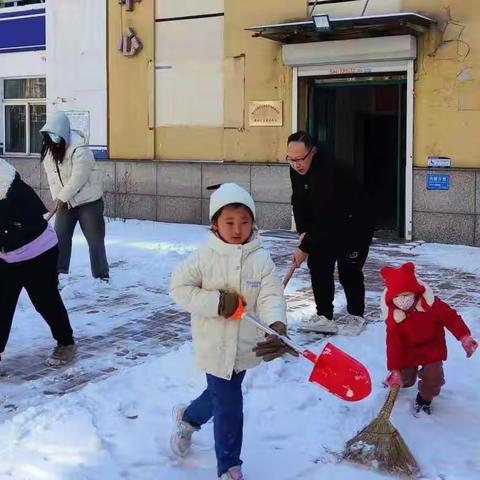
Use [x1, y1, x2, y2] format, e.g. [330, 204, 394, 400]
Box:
[55, 161, 65, 188]
[54, 160, 72, 209]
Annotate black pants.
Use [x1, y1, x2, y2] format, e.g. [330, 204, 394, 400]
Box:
[0, 246, 74, 354]
[307, 245, 369, 319]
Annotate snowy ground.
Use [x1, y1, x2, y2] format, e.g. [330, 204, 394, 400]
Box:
[0, 219, 479, 480]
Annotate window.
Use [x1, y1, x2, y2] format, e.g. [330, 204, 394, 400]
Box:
[3, 78, 46, 155]
[0, 0, 45, 8]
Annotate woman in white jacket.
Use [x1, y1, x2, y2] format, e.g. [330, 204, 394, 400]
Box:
[40, 111, 109, 280]
[170, 183, 294, 480]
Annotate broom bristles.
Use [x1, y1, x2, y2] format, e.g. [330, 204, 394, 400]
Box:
[343, 387, 420, 477]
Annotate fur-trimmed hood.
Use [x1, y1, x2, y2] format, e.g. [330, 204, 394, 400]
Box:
[381, 279, 435, 323]
[0, 159, 17, 201]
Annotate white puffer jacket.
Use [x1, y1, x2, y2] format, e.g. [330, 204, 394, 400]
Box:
[41, 112, 103, 208]
[170, 232, 287, 380]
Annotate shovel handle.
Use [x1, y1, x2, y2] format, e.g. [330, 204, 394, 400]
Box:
[242, 312, 305, 356]
[282, 261, 297, 288]
[45, 207, 58, 222]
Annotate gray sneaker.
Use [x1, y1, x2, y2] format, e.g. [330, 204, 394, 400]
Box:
[45, 344, 77, 367]
[170, 404, 198, 457]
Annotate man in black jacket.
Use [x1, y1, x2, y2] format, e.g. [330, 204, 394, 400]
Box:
[287, 131, 374, 334]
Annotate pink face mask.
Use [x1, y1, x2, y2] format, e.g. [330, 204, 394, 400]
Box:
[392, 293, 416, 311]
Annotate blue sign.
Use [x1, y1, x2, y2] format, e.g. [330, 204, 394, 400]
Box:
[0, 9, 46, 54]
[426, 174, 450, 190]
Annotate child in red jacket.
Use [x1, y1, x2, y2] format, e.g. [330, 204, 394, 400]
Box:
[381, 262, 477, 415]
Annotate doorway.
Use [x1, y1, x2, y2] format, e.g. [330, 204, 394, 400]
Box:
[298, 74, 407, 238]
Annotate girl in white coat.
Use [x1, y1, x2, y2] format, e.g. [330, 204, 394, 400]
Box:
[170, 183, 292, 480]
[40, 111, 109, 280]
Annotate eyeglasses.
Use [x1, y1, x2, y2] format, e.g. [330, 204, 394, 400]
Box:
[286, 147, 313, 164]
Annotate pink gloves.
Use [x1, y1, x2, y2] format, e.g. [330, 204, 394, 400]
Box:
[461, 335, 478, 358]
[384, 370, 403, 388]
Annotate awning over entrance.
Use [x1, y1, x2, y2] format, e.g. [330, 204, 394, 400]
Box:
[245, 12, 435, 43]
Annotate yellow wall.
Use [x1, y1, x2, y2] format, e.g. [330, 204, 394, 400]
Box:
[222, 0, 306, 162]
[108, 0, 155, 159]
[108, 0, 480, 169]
[152, 0, 306, 162]
[154, 2, 224, 161]
[402, 0, 480, 168]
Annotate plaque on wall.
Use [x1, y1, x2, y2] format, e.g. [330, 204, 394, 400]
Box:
[65, 111, 90, 143]
[248, 101, 283, 127]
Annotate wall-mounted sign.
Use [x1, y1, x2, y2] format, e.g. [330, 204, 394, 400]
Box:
[328, 67, 372, 75]
[249, 101, 283, 127]
[66, 111, 90, 143]
[426, 174, 450, 190]
[0, 7, 46, 55]
[428, 156, 451, 168]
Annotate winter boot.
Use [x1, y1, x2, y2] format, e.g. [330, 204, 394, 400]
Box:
[45, 343, 77, 367]
[219, 466, 244, 480]
[170, 405, 199, 457]
[413, 393, 432, 416]
[300, 314, 338, 334]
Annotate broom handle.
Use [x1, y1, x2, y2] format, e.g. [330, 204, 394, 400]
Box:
[378, 386, 400, 420]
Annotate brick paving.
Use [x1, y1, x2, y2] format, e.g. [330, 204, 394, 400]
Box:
[1, 231, 479, 404]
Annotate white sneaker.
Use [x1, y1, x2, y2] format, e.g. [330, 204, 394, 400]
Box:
[344, 314, 366, 328]
[300, 315, 338, 334]
[334, 314, 366, 336]
[170, 404, 198, 457]
[220, 466, 244, 480]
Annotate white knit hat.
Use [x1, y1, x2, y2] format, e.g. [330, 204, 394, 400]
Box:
[209, 183, 256, 221]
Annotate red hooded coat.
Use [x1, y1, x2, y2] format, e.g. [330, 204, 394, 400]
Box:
[380, 263, 470, 370]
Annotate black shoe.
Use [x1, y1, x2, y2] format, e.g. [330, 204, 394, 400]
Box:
[414, 393, 432, 416]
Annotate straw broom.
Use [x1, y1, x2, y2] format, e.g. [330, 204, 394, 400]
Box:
[343, 386, 420, 477]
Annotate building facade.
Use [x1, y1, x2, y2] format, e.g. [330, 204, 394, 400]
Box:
[2, 0, 480, 245]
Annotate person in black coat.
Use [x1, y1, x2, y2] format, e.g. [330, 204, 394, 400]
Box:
[287, 131, 374, 334]
[0, 159, 75, 367]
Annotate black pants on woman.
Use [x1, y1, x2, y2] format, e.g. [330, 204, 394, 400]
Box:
[307, 245, 370, 320]
[0, 246, 74, 354]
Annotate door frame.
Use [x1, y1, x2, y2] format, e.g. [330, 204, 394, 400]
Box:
[292, 60, 415, 240]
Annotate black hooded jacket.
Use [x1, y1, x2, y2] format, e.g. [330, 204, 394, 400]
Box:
[290, 151, 374, 254]
[0, 164, 48, 254]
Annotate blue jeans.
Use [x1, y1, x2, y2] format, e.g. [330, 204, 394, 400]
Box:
[183, 371, 246, 477]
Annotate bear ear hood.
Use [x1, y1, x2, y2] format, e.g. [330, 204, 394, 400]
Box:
[0, 159, 17, 201]
[380, 261, 425, 304]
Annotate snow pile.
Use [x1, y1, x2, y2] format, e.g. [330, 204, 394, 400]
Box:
[0, 220, 479, 479]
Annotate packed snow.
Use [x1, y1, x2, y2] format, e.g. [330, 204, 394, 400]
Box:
[0, 220, 479, 480]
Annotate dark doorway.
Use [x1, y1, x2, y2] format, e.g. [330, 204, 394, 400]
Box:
[299, 74, 407, 238]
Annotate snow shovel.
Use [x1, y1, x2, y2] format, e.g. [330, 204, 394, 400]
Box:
[232, 301, 372, 402]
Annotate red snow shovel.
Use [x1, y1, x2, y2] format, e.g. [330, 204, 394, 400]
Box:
[232, 300, 372, 402]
